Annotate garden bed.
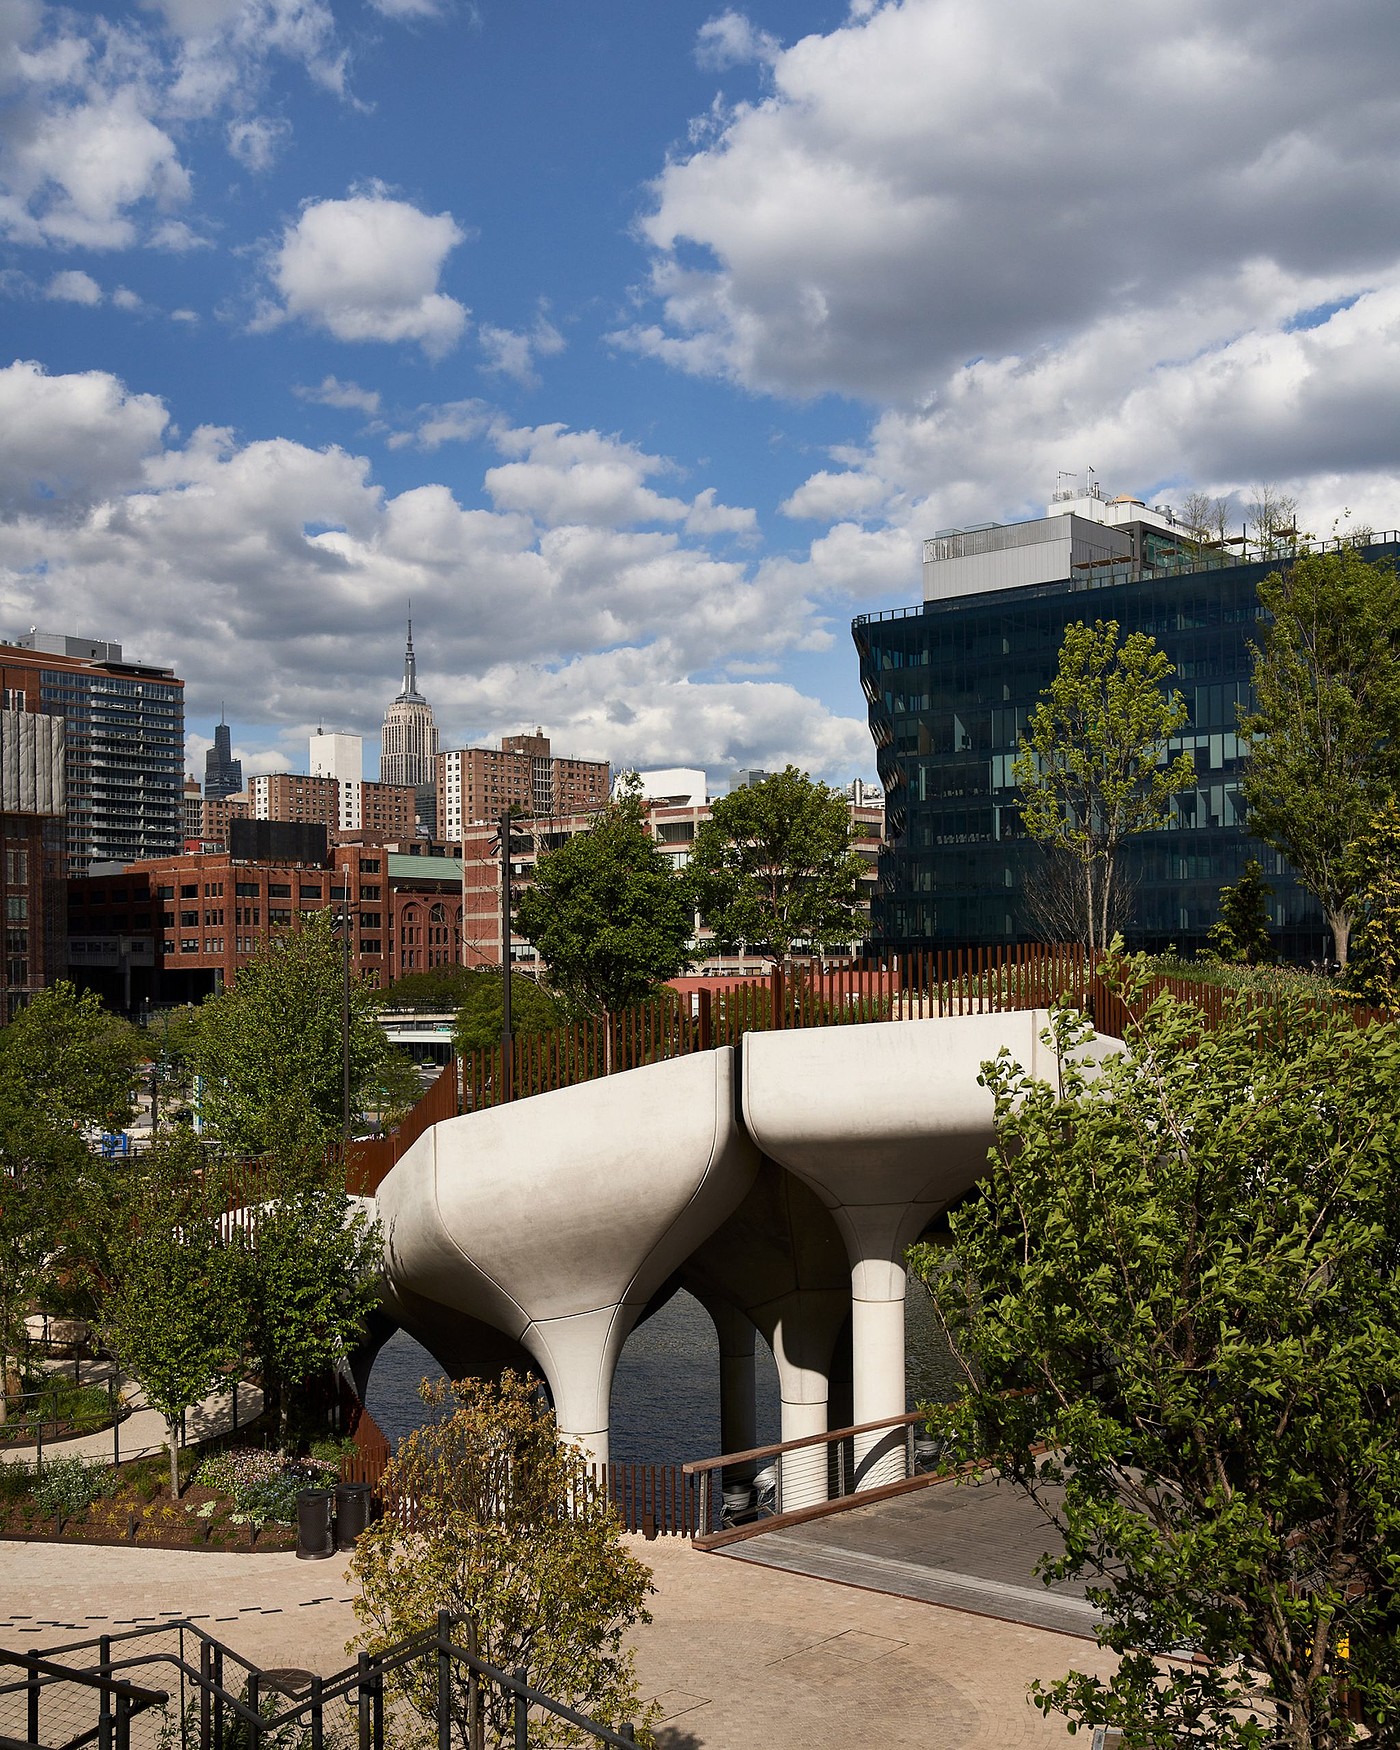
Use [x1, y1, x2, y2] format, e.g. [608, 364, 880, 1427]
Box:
[0, 1438, 355, 1553]
[0, 1378, 129, 1447]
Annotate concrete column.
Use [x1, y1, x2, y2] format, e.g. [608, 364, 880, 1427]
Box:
[708, 1300, 758, 1473]
[770, 1300, 840, 1509]
[849, 1252, 907, 1489]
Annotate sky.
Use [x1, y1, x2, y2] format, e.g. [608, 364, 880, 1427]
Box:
[2, 0, 1400, 791]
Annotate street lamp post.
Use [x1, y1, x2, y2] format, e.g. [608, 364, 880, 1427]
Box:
[338, 901, 352, 1142]
[499, 810, 513, 1104]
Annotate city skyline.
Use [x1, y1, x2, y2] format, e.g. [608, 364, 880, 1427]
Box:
[2, 2, 1398, 793]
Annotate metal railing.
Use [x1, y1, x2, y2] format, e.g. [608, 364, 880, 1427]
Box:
[6, 1613, 645, 1750]
[683, 1410, 946, 1551]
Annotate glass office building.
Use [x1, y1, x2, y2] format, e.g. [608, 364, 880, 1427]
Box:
[853, 533, 1400, 958]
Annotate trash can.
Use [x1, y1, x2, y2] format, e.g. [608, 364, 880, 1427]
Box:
[296, 1489, 335, 1560]
[335, 1482, 373, 1550]
[913, 1437, 943, 1475]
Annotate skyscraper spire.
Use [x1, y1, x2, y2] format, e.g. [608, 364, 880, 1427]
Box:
[400, 616, 423, 701]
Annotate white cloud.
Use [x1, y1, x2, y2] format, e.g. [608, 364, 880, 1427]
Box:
[44, 269, 102, 305]
[0, 365, 861, 783]
[148, 218, 210, 251]
[477, 314, 566, 387]
[0, 359, 169, 513]
[780, 469, 889, 521]
[626, 0, 1400, 403]
[684, 485, 758, 540]
[695, 11, 779, 70]
[170, 307, 198, 322]
[1, 86, 191, 250]
[388, 399, 492, 451]
[261, 191, 468, 357]
[226, 114, 290, 172]
[365, 0, 447, 17]
[483, 424, 690, 528]
[294, 375, 382, 415]
[111, 286, 143, 311]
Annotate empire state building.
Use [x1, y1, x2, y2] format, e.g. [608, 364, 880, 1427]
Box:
[380, 620, 439, 789]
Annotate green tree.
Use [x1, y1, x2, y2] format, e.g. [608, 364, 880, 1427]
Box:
[98, 1129, 240, 1499]
[1343, 799, 1400, 1005]
[1240, 548, 1400, 967]
[192, 910, 406, 1164]
[687, 766, 868, 963]
[513, 782, 693, 1019]
[0, 984, 143, 1422]
[351, 1373, 657, 1749]
[383, 964, 480, 1012]
[1207, 857, 1275, 964]
[450, 968, 563, 1055]
[233, 1183, 382, 1448]
[1013, 619, 1195, 949]
[910, 966, 1400, 1749]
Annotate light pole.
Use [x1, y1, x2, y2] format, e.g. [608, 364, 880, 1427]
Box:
[499, 810, 513, 1104]
[337, 901, 352, 1141]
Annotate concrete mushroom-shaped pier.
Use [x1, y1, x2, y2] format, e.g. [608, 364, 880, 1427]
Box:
[742, 1011, 1059, 1486]
[376, 1047, 759, 1464]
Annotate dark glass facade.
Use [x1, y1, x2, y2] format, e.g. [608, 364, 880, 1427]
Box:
[853, 539, 1400, 958]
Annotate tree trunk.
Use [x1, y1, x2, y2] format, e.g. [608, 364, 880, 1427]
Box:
[168, 1415, 181, 1499]
[1083, 856, 1098, 952]
[1327, 908, 1351, 969]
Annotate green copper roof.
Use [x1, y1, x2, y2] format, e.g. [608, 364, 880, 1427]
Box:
[387, 853, 463, 884]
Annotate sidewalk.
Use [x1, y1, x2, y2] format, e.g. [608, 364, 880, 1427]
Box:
[0, 1535, 1112, 1748]
[0, 1373, 264, 1468]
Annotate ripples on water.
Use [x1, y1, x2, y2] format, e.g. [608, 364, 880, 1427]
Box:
[366, 1282, 964, 1464]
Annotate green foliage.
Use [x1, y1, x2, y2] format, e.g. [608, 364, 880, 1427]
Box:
[514, 782, 694, 1018]
[911, 964, 1400, 1748]
[450, 968, 563, 1054]
[687, 766, 868, 962]
[231, 1182, 382, 1447]
[1013, 620, 1195, 949]
[1207, 857, 1275, 964]
[98, 1128, 242, 1499]
[1241, 549, 1400, 967]
[383, 964, 481, 1012]
[0, 983, 144, 1416]
[191, 909, 402, 1164]
[31, 1456, 114, 1517]
[351, 1373, 657, 1749]
[1343, 799, 1400, 1005]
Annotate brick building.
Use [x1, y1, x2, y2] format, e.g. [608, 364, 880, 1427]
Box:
[68, 832, 463, 1007]
[458, 795, 885, 975]
[0, 703, 68, 1019]
[437, 731, 609, 840]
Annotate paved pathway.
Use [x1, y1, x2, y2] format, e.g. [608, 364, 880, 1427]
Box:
[728, 1474, 1101, 1639]
[0, 1372, 263, 1469]
[0, 1535, 1113, 1749]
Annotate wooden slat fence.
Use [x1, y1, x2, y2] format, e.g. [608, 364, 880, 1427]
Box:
[337, 1445, 700, 1538]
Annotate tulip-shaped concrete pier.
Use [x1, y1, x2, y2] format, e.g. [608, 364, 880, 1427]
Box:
[375, 1048, 758, 1464]
[743, 1011, 1058, 1488]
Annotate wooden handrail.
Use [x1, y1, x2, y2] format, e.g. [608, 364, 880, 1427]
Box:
[682, 1408, 924, 1475]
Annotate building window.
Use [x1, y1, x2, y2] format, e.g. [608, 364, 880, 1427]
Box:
[268, 908, 292, 925]
[360, 884, 381, 899]
[360, 912, 381, 928]
[361, 939, 381, 954]
[359, 859, 381, 873]
[300, 884, 322, 899]
[5, 897, 26, 922]
[180, 910, 198, 926]
[204, 882, 224, 897]
[330, 885, 348, 900]
[235, 882, 259, 897]
[180, 884, 198, 898]
[268, 883, 292, 898]
[157, 885, 174, 900]
[204, 909, 223, 925]
[180, 939, 198, 953]
[162, 940, 175, 955]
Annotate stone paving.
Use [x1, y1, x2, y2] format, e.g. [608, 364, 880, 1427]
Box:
[728, 1473, 1100, 1639]
[0, 1532, 1113, 1748]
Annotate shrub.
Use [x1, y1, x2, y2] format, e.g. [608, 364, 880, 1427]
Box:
[32, 1457, 113, 1517]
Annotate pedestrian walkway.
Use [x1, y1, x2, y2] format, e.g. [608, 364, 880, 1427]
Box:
[0, 1373, 263, 1468]
[1, 1535, 1110, 1748]
[725, 1473, 1100, 1639]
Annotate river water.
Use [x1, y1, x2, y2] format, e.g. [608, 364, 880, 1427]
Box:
[365, 1281, 964, 1463]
